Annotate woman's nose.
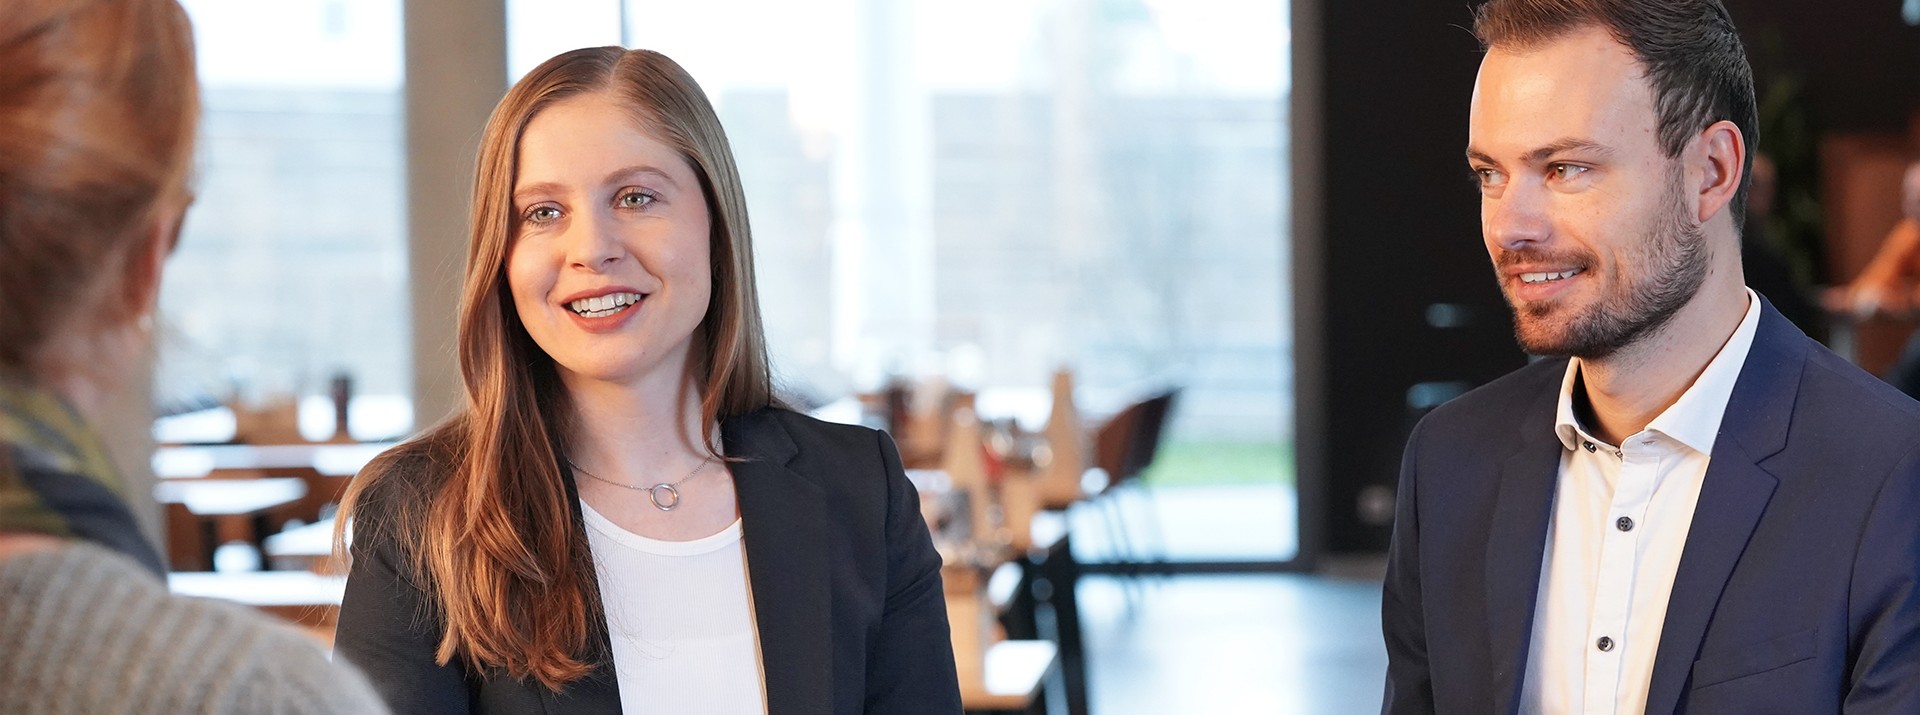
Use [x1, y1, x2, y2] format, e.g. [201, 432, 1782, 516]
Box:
[564, 210, 622, 270]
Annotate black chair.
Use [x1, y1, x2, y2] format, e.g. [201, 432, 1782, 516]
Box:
[1087, 388, 1179, 596]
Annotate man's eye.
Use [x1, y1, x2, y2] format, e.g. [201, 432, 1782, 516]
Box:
[1472, 167, 1506, 188]
[1549, 164, 1589, 181]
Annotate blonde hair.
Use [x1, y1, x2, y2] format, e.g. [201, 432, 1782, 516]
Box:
[338, 47, 775, 688]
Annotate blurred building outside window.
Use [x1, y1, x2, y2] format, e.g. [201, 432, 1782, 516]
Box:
[159, 0, 412, 442]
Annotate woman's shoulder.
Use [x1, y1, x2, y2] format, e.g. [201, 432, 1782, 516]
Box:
[736, 406, 892, 462]
[342, 432, 459, 552]
[351, 433, 457, 513]
[0, 541, 390, 714]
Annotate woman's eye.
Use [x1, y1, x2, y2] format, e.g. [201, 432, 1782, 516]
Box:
[618, 190, 656, 209]
[526, 206, 561, 223]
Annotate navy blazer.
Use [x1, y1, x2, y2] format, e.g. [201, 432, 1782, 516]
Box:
[1383, 300, 1920, 714]
[334, 407, 963, 714]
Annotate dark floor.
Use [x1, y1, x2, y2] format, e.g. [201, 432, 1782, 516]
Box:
[1075, 569, 1387, 715]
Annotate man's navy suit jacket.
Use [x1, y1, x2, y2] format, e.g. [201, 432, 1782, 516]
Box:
[1383, 300, 1920, 714]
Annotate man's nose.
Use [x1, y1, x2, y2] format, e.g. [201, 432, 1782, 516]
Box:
[1484, 184, 1551, 251]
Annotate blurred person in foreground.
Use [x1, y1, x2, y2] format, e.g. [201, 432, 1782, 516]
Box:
[0, 0, 387, 713]
[1827, 160, 1920, 397]
[1383, 0, 1920, 712]
[332, 47, 961, 714]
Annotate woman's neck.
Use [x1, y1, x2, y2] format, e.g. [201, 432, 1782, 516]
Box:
[559, 368, 714, 476]
[558, 368, 740, 541]
[28, 365, 107, 426]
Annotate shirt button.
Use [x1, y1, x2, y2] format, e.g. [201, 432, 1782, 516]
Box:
[1597, 636, 1615, 652]
[1616, 516, 1634, 532]
[1583, 441, 1597, 452]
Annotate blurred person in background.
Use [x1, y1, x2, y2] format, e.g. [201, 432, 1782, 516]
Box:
[0, 0, 386, 712]
[1739, 153, 1824, 338]
[333, 47, 960, 714]
[1828, 160, 1920, 397]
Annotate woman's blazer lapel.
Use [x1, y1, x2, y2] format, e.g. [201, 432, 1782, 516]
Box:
[537, 410, 835, 714]
[726, 409, 834, 715]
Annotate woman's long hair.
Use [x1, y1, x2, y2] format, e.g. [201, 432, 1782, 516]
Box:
[0, 0, 197, 483]
[337, 48, 775, 688]
[0, 0, 197, 373]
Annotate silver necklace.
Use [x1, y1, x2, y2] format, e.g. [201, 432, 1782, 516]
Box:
[568, 455, 713, 511]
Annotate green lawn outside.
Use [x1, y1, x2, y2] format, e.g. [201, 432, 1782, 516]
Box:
[1141, 440, 1295, 488]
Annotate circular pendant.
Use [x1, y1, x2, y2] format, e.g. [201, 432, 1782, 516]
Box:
[648, 483, 681, 511]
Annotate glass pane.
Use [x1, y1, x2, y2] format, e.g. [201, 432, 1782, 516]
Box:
[161, 0, 411, 441]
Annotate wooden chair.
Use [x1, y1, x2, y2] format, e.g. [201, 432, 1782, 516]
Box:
[164, 501, 212, 572]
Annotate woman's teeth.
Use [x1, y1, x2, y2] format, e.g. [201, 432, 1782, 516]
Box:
[568, 292, 641, 318]
[1520, 269, 1583, 284]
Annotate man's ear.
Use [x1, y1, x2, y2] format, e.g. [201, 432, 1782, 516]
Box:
[118, 205, 183, 325]
[1693, 119, 1746, 225]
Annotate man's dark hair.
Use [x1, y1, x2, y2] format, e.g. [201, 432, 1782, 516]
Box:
[1474, 0, 1758, 230]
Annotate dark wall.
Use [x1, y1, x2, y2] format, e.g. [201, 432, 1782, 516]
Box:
[1727, 0, 1920, 136]
[1293, 0, 1524, 557]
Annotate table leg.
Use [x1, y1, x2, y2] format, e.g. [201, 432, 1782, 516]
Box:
[1041, 534, 1088, 715]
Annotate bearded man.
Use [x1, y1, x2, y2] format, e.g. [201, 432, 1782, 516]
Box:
[1381, 1, 1920, 712]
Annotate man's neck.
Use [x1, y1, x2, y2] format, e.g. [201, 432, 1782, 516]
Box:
[1576, 282, 1751, 446]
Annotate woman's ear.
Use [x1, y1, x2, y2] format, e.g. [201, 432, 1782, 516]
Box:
[118, 205, 183, 325]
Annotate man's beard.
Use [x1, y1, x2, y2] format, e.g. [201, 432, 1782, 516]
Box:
[1498, 171, 1710, 359]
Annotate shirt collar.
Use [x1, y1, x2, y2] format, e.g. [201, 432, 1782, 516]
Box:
[1553, 288, 1763, 456]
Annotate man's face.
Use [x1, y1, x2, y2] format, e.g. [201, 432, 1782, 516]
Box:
[1467, 26, 1710, 359]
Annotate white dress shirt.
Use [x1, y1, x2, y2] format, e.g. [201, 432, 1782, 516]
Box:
[1520, 288, 1762, 715]
[581, 502, 769, 715]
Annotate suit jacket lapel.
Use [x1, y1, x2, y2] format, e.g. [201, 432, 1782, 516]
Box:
[1486, 385, 1565, 715]
[543, 410, 833, 715]
[541, 457, 623, 715]
[726, 411, 833, 715]
[1643, 302, 1802, 714]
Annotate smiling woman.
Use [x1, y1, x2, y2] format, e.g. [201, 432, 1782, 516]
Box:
[506, 94, 715, 389]
[332, 48, 961, 715]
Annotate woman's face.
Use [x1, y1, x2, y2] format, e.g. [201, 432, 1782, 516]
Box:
[505, 92, 713, 392]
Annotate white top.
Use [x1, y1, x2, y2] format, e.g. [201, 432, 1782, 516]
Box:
[1521, 288, 1762, 715]
[580, 501, 768, 715]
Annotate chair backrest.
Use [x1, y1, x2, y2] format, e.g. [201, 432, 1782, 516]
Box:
[1091, 399, 1148, 485]
[1092, 387, 1180, 490]
[1125, 389, 1179, 478]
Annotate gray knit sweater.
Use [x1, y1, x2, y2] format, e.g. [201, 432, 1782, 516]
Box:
[0, 541, 390, 714]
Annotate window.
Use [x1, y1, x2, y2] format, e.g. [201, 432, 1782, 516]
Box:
[160, 0, 410, 439]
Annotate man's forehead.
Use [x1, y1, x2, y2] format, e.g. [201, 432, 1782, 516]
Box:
[1468, 27, 1658, 161]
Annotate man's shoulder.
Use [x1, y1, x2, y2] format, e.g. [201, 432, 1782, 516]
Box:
[1793, 343, 1920, 441]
